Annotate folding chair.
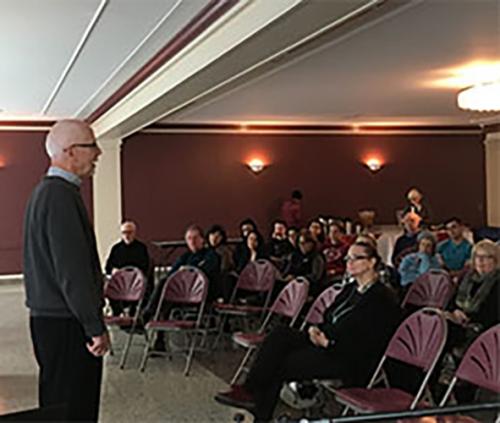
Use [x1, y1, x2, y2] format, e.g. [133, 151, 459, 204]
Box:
[139, 266, 209, 376]
[104, 267, 147, 369]
[230, 277, 310, 385]
[402, 270, 455, 310]
[299, 284, 343, 330]
[212, 259, 277, 347]
[398, 324, 500, 423]
[334, 308, 447, 414]
[440, 324, 500, 406]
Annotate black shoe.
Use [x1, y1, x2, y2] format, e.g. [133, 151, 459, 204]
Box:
[215, 386, 255, 411]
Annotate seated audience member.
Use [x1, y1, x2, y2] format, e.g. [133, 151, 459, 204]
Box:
[322, 221, 349, 279]
[398, 231, 441, 288]
[233, 218, 259, 266]
[287, 226, 299, 249]
[391, 211, 422, 267]
[106, 221, 150, 276]
[266, 220, 294, 272]
[207, 225, 234, 274]
[105, 221, 150, 316]
[446, 239, 499, 344]
[142, 225, 220, 321]
[443, 240, 499, 402]
[215, 242, 401, 421]
[142, 225, 220, 351]
[308, 219, 326, 250]
[234, 230, 266, 274]
[283, 231, 326, 296]
[281, 189, 303, 228]
[437, 218, 472, 276]
[208, 225, 235, 302]
[356, 234, 400, 292]
[402, 187, 431, 226]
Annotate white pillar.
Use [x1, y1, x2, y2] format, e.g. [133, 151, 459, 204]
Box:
[93, 138, 122, 265]
[485, 131, 500, 227]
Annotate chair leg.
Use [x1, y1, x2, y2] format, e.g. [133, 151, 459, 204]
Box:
[230, 347, 254, 386]
[341, 406, 350, 416]
[212, 315, 227, 349]
[184, 332, 198, 376]
[119, 331, 134, 370]
[139, 330, 153, 372]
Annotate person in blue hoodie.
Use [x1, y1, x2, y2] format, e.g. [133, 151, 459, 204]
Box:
[399, 231, 442, 287]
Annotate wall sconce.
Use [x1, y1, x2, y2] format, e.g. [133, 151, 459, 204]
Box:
[364, 157, 383, 172]
[247, 158, 266, 174]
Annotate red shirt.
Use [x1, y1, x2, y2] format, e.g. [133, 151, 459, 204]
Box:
[281, 199, 302, 228]
[322, 239, 349, 275]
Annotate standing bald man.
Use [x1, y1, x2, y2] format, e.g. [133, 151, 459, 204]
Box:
[23, 119, 110, 421]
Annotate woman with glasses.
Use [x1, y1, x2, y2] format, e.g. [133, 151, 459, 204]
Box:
[446, 239, 499, 346]
[215, 242, 401, 422]
[440, 239, 499, 402]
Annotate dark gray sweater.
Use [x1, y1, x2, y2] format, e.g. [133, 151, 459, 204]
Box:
[23, 176, 105, 337]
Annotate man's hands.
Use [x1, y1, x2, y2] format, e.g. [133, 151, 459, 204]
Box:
[87, 332, 111, 357]
[308, 326, 329, 348]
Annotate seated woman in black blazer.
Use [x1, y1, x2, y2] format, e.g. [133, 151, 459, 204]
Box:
[215, 242, 401, 422]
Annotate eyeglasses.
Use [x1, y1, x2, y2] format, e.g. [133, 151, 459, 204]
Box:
[475, 254, 495, 260]
[446, 224, 459, 230]
[66, 142, 100, 150]
[344, 255, 370, 262]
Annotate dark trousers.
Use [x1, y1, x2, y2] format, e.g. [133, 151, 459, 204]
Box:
[30, 317, 103, 422]
[244, 326, 343, 421]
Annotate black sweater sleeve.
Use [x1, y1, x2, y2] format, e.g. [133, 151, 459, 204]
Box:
[46, 186, 105, 337]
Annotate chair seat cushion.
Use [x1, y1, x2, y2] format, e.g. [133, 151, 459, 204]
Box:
[232, 331, 266, 348]
[104, 315, 134, 326]
[335, 387, 429, 413]
[146, 320, 196, 330]
[214, 303, 265, 315]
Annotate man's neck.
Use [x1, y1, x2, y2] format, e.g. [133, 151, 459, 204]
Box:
[451, 236, 463, 244]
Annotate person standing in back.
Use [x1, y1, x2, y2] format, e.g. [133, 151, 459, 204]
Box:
[23, 119, 110, 422]
[281, 189, 303, 228]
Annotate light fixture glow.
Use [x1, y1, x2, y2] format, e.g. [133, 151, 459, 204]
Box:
[425, 60, 500, 88]
[247, 158, 266, 174]
[457, 81, 500, 112]
[364, 157, 383, 172]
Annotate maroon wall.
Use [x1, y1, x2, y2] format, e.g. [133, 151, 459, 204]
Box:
[0, 131, 93, 274]
[122, 132, 486, 242]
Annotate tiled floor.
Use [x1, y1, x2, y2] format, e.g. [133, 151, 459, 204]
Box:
[0, 283, 251, 422]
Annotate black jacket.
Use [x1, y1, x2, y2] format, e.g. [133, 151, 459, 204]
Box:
[319, 282, 401, 385]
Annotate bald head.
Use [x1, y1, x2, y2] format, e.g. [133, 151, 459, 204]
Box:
[45, 119, 101, 178]
[46, 119, 95, 158]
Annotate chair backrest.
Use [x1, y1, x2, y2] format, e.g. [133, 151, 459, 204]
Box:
[385, 308, 447, 371]
[454, 324, 500, 393]
[267, 278, 309, 326]
[161, 266, 209, 305]
[300, 284, 342, 329]
[402, 270, 455, 309]
[105, 267, 146, 302]
[236, 259, 277, 292]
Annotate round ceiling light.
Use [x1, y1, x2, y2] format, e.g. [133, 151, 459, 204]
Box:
[457, 80, 500, 112]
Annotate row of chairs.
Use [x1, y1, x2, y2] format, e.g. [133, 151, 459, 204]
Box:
[103, 264, 499, 422]
[102, 262, 458, 376]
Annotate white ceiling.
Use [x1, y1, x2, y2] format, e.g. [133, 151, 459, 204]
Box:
[0, 0, 211, 119]
[167, 0, 500, 125]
